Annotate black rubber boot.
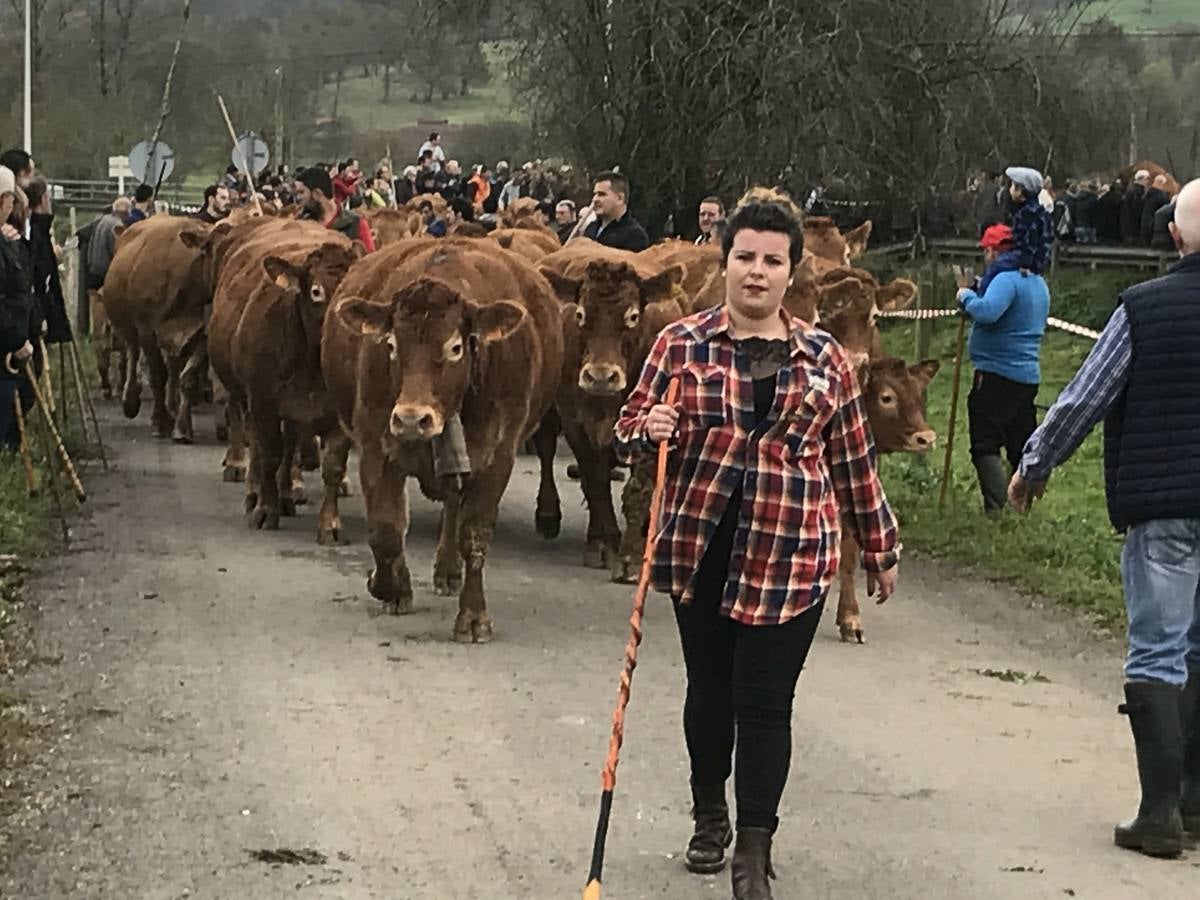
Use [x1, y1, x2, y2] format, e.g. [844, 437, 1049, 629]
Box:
[685, 783, 733, 874]
[1114, 681, 1185, 858]
[730, 827, 775, 900]
[973, 454, 1009, 514]
[1181, 669, 1200, 837]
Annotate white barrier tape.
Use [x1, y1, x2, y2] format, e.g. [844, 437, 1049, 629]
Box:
[876, 308, 1101, 341]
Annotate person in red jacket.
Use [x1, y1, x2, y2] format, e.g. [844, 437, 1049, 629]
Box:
[331, 159, 362, 207]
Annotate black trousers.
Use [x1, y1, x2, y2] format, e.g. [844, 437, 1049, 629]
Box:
[673, 532, 823, 831]
[967, 369, 1039, 469]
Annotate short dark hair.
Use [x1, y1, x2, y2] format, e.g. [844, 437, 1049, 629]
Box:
[24, 178, 48, 210]
[700, 195, 725, 213]
[721, 201, 804, 269]
[203, 184, 220, 203]
[134, 183, 155, 203]
[429, 132, 440, 142]
[418, 200, 434, 214]
[420, 150, 433, 161]
[226, 164, 238, 175]
[1, 148, 32, 174]
[296, 167, 334, 199]
[594, 170, 630, 200]
[451, 196, 474, 222]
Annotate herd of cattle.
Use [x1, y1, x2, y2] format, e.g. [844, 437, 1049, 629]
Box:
[94, 190, 940, 645]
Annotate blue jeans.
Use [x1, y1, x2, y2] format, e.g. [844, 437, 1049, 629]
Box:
[1122, 519, 1200, 685]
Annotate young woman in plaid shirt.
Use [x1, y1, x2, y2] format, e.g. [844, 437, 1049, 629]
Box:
[615, 200, 900, 899]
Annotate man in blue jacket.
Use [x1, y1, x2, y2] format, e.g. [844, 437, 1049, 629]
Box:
[956, 223, 1050, 512]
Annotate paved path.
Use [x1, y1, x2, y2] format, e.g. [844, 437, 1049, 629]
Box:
[3, 410, 1197, 898]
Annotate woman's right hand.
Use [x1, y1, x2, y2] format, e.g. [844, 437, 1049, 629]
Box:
[644, 403, 680, 443]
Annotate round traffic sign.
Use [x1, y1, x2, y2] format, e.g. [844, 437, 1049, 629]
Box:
[128, 140, 176, 185]
[233, 132, 270, 177]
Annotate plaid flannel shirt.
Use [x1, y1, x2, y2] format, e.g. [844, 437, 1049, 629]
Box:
[614, 306, 899, 625]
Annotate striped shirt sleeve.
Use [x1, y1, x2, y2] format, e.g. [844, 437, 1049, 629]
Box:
[1019, 305, 1131, 482]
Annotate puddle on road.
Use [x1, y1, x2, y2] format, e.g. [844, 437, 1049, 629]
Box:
[247, 848, 328, 866]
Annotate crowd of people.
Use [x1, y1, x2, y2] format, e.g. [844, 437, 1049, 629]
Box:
[969, 166, 1179, 250]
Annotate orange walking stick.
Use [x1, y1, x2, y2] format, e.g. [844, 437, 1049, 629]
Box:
[583, 377, 679, 900]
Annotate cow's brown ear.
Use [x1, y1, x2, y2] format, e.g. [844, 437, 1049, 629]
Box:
[817, 277, 864, 315]
[876, 278, 917, 311]
[113, 224, 127, 238]
[468, 300, 526, 345]
[496, 233, 515, 250]
[638, 264, 684, 302]
[179, 230, 209, 250]
[909, 358, 940, 388]
[855, 361, 871, 390]
[350, 239, 368, 259]
[844, 220, 872, 258]
[798, 253, 818, 277]
[262, 256, 302, 293]
[333, 296, 393, 336]
[539, 268, 581, 303]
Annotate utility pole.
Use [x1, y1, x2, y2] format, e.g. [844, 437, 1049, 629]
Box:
[274, 67, 285, 170]
[24, 0, 32, 153]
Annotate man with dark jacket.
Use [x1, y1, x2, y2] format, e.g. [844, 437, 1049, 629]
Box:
[584, 170, 650, 252]
[24, 180, 71, 344]
[1151, 199, 1176, 251]
[1141, 175, 1171, 246]
[1098, 179, 1125, 244]
[294, 167, 376, 252]
[1121, 170, 1150, 244]
[1073, 182, 1100, 244]
[0, 167, 35, 451]
[1010, 176, 1200, 861]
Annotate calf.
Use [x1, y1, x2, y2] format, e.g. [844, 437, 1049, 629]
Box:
[837, 356, 940, 642]
[207, 222, 363, 539]
[322, 240, 563, 643]
[538, 246, 686, 581]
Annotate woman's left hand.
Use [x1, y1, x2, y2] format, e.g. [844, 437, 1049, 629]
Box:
[867, 566, 898, 604]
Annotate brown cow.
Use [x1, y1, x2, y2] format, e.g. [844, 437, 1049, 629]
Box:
[803, 216, 873, 265]
[364, 207, 422, 247]
[836, 356, 940, 643]
[500, 196, 547, 228]
[489, 228, 561, 263]
[207, 221, 363, 539]
[537, 244, 687, 580]
[321, 239, 564, 643]
[97, 216, 213, 442]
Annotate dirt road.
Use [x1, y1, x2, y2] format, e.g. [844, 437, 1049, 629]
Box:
[2, 410, 1196, 899]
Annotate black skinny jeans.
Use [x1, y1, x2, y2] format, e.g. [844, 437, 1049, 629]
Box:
[673, 510, 824, 832]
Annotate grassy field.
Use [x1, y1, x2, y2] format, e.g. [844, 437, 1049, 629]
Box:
[319, 43, 520, 133]
[1080, 0, 1200, 28]
[873, 262, 1151, 628]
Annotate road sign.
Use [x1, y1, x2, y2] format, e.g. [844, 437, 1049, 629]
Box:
[128, 140, 175, 185]
[108, 156, 132, 179]
[233, 132, 270, 177]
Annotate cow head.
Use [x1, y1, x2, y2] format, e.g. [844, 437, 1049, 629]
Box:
[541, 260, 683, 397]
[859, 356, 940, 454]
[332, 278, 526, 441]
[803, 217, 873, 265]
[815, 277, 877, 368]
[178, 221, 234, 297]
[262, 242, 365, 344]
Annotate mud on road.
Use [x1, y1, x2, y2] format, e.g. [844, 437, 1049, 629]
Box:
[1, 409, 1197, 898]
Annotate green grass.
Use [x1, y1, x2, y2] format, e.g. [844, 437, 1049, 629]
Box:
[320, 43, 520, 131]
[1079, 0, 1200, 28]
[876, 264, 1153, 628]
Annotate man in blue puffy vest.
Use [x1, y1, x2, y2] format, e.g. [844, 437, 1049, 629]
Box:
[1010, 177, 1200, 859]
[955, 224, 1050, 512]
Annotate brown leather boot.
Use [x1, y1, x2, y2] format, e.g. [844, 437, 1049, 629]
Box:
[685, 783, 733, 874]
[730, 827, 775, 900]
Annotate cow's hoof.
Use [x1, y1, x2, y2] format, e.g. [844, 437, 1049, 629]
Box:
[838, 618, 865, 644]
[535, 510, 562, 540]
[248, 506, 280, 531]
[453, 611, 494, 644]
[172, 431, 194, 446]
[367, 567, 413, 612]
[610, 554, 639, 585]
[152, 423, 172, 440]
[243, 492, 259, 515]
[122, 395, 141, 419]
[222, 465, 246, 484]
[316, 523, 342, 546]
[566, 464, 581, 481]
[279, 497, 297, 518]
[583, 540, 611, 569]
[100, 386, 113, 401]
[433, 566, 463, 596]
[338, 478, 352, 498]
[291, 486, 309, 507]
[215, 422, 229, 443]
